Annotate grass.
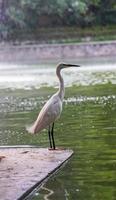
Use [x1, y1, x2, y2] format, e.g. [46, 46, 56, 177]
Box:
[10, 25, 116, 44]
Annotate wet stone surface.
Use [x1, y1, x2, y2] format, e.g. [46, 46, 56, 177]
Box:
[0, 147, 73, 200]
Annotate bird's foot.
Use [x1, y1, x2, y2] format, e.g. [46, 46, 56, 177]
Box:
[48, 147, 66, 151]
[48, 148, 55, 151]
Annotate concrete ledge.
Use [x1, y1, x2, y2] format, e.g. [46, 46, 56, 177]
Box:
[0, 41, 116, 63]
[0, 146, 73, 200]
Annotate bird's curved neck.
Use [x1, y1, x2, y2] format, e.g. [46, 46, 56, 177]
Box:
[56, 66, 64, 101]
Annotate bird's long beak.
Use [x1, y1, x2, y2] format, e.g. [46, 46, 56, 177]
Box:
[63, 63, 80, 67]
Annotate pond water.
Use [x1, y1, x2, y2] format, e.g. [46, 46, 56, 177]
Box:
[0, 56, 116, 200]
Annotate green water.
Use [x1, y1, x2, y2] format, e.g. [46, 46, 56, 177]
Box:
[0, 83, 116, 200]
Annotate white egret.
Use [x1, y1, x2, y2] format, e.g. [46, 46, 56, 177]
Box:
[26, 63, 80, 150]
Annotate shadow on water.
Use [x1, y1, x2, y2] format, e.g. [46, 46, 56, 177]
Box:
[0, 57, 116, 200]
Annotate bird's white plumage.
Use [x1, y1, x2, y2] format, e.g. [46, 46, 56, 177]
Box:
[26, 93, 62, 134]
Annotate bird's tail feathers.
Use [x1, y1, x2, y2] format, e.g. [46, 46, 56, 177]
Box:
[26, 124, 36, 134]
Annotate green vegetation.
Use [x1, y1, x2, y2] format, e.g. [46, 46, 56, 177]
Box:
[0, 0, 116, 42]
[3, 25, 115, 43]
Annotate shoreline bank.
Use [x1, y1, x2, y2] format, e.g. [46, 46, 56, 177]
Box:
[0, 41, 116, 63]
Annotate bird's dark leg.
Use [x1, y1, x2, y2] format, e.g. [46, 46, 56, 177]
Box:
[51, 122, 55, 150]
[48, 125, 52, 149]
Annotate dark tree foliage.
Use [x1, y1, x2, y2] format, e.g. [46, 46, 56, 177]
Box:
[0, 0, 116, 40]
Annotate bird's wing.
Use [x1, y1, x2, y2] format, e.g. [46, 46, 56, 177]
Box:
[37, 95, 62, 126]
[27, 95, 62, 134]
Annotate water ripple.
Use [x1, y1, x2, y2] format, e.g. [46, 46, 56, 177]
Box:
[64, 95, 116, 105]
[0, 94, 115, 114]
[0, 96, 42, 113]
